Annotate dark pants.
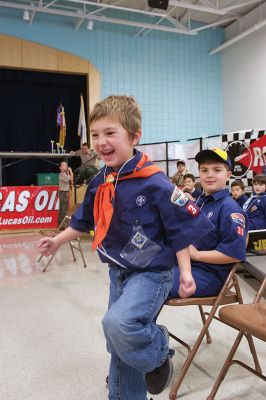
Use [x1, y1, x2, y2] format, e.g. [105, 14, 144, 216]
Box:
[76, 166, 99, 185]
[58, 191, 69, 226]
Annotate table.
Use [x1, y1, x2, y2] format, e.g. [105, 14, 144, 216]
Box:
[244, 253, 266, 282]
[0, 152, 73, 186]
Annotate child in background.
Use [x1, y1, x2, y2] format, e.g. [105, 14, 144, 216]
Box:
[243, 174, 266, 230]
[58, 161, 73, 226]
[231, 179, 248, 208]
[38, 95, 212, 400]
[171, 159, 187, 187]
[169, 148, 247, 298]
[182, 173, 202, 201]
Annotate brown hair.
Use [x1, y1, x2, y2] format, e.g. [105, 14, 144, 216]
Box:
[252, 174, 266, 185]
[183, 173, 195, 182]
[231, 179, 245, 190]
[89, 95, 141, 140]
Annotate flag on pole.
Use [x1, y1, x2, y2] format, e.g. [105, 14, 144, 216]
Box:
[77, 94, 87, 145]
[57, 103, 66, 147]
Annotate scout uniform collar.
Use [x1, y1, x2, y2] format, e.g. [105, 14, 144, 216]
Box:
[92, 152, 161, 251]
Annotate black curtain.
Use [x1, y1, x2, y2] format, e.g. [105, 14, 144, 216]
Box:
[0, 68, 87, 186]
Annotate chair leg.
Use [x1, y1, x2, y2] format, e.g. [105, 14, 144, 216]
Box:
[77, 240, 87, 268]
[37, 254, 43, 263]
[69, 242, 76, 261]
[169, 308, 218, 400]
[206, 331, 245, 400]
[43, 252, 56, 272]
[198, 305, 212, 344]
[245, 333, 262, 374]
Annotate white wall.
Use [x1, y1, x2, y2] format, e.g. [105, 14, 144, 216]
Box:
[222, 25, 266, 132]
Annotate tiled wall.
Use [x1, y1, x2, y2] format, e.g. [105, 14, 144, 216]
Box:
[0, 10, 224, 143]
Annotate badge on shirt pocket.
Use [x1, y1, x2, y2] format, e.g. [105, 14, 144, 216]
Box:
[120, 225, 161, 268]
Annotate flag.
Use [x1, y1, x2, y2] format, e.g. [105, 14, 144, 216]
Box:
[77, 94, 87, 145]
[57, 103, 66, 147]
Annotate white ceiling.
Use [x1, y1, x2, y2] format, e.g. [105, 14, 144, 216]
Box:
[0, 1, 265, 51]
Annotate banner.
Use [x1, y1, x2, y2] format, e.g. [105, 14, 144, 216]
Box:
[77, 94, 87, 145]
[222, 129, 266, 189]
[57, 103, 66, 147]
[0, 186, 59, 230]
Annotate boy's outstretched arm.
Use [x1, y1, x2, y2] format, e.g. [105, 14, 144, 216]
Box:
[38, 227, 83, 256]
[189, 245, 240, 264]
[176, 247, 196, 298]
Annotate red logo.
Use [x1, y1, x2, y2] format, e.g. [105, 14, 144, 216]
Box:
[186, 203, 199, 216]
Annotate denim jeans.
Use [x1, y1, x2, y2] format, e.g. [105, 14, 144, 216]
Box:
[102, 266, 174, 400]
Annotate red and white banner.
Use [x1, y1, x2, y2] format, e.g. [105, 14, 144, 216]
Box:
[0, 186, 59, 230]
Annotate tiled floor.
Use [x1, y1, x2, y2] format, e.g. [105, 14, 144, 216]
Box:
[0, 233, 265, 400]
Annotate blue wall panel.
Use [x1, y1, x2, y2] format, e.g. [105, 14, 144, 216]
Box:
[0, 10, 224, 143]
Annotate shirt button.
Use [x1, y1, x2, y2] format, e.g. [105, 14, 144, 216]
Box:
[134, 219, 140, 225]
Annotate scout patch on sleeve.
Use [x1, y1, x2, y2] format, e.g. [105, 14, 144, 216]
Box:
[250, 205, 258, 213]
[171, 186, 188, 206]
[186, 202, 200, 217]
[231, 213, 245, 228]
[236, 225, 244, 236]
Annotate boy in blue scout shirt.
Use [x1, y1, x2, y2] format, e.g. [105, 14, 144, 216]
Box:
[38, 95, 212, 400]
[231, 179, 249, 208]
[243, 174, 266, 230]
[170, 148, 247, 298]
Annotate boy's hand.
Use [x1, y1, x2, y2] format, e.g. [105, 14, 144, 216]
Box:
[38, 237, 60, 256]
[189, 245, 199, 261]
[178, 271, 196, 298]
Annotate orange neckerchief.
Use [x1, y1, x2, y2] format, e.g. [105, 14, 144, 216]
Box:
[92, 153, 161, 251]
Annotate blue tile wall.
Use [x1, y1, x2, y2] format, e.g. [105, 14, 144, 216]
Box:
[0, 9, 224, 143]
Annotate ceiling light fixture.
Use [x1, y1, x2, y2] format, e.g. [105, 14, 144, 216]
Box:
[23, 10, 30, 21]
[86, 19, 94, 31]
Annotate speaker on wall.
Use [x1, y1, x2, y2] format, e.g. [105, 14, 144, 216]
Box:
[148, 0, 169, 10]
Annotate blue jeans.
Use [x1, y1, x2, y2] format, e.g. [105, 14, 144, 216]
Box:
[102, 266, 174, 400]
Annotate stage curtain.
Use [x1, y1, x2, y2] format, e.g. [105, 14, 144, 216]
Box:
[0, 68, 87, 186]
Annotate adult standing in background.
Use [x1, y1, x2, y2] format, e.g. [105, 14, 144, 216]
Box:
[171, 159, 188, 188]
[70, 142, 99, 184]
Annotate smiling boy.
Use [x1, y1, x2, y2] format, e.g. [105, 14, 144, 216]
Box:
[170, 148, 247, 298]
[38, 95, 212, 399]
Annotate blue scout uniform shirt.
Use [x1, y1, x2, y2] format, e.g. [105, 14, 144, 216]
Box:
[243, 192, 266, 230]
[170, 188, 247, 298]
[234, 193, 249, 209]
[194, 188, 247, 262]
[70, 150, 212, 270]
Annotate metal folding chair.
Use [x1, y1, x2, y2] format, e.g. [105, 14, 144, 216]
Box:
[38, 215, 87, 272]
[161, 263, 262, 400]
[207, 276, 266, 399]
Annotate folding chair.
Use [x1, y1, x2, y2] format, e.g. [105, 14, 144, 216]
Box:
[161, 263, 262, 400]
[207, 276, 266, 400]
[38, 215, 87, 272]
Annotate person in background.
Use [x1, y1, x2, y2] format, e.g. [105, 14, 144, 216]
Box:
[230, 179, 248, 208]
[182, 173, 202, 201]
[58, 161, 73, 226]
[38, 95, 212, 400]
[243, 174, 266, 230]
[171, 159, 187, 188]
[263, 151, 266, 174]
[169, 148, 247, 298]
[70, 142, 99, 184]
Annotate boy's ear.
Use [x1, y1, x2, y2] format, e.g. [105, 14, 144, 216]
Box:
[133, 130, 141, 145]
[227, 170, 232, 180]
